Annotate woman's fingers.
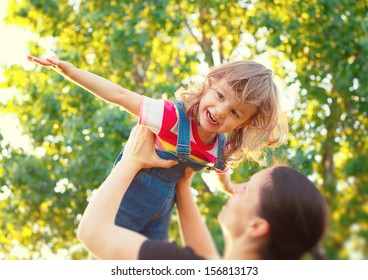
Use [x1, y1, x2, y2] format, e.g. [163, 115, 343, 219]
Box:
[124, 124, 178, 169]
[184, 167, 195, 179]
[155, 159, 178, 169]
[181, 167, 195, 182]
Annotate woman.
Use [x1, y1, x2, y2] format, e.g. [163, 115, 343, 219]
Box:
[77, 125, 327, 260]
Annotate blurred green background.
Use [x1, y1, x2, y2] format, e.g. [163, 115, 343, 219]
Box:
[0, 0, 367, 259]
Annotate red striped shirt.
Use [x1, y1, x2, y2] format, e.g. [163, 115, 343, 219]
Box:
[139, 96, 221, 165]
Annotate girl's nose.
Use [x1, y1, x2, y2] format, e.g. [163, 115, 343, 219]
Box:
[216, 105, 227, 119]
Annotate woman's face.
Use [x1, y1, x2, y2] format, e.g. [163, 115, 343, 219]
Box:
[218, 169, 269, 237]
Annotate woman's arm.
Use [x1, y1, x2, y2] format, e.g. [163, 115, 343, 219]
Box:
[27, 55, 141, 117]
[77, 125, 177, 259]
[175, 169, 220, 259]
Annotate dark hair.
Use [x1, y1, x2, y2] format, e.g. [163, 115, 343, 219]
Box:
[257, 166, 327, 259]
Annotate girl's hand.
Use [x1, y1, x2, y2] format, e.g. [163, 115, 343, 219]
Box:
[120, 124, 178, 170]
[27, 55, 74, 76]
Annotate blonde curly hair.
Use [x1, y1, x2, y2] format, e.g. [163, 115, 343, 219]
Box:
[175, 61, 288, 167]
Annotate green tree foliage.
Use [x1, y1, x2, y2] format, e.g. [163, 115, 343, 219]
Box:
[251, 0, 368, 259]
[1, 0, 367, 259]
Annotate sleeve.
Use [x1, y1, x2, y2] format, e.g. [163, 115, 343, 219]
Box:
[138, 240, 205, 260]
[139, 96, 179, 137]
[139, 96, 165, 134]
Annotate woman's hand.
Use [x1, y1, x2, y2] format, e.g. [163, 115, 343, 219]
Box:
[27, 55, 74, 76]
[120, 124, 178, 170]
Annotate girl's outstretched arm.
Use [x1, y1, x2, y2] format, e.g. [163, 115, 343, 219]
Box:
[27, 55, 141, 117]
[77, 125, 177, 259]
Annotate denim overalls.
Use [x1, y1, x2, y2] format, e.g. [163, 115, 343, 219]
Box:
[113, 101, 226, 241]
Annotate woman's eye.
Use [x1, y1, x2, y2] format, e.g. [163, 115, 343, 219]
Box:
[217, 92, 224, 100]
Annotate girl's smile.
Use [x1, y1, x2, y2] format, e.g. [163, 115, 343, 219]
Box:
[206, 110, 219, 126]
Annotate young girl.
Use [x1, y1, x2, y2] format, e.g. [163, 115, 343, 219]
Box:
[28, 55, 288, 241]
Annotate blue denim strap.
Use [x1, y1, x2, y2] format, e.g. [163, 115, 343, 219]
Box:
[173, 100, 191, 158]
[173, 100, 227, 171]
[214, 133, 227, 171]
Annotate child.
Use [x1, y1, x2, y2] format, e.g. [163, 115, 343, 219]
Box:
[28, 55, 288, 241]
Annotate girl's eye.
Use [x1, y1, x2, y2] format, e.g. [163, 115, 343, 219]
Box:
[217, 92, 224, 100]
[231, 110, 239, 118]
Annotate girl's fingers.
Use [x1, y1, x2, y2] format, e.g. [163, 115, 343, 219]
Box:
[27, 55, 39, 61]
[27, 55, 40, 63]
[27, 55, 53, 66]
[27, 55, 61, 67]
[46, 57, 58, 65]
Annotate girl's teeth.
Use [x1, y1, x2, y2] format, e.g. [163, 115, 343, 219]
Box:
[208, 111, 217, 123]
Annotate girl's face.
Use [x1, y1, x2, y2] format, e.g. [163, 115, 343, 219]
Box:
[218, 169, 268, 237]
[196, 78, 257, 137]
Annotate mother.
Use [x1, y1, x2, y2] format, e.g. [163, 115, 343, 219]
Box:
[77, 125, 327, 260]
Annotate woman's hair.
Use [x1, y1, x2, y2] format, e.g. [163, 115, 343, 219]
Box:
[176, 61, 288, 166]
[257, 166, 328, 260]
